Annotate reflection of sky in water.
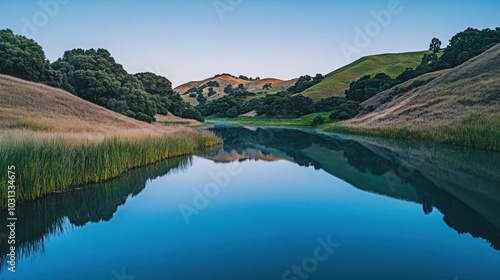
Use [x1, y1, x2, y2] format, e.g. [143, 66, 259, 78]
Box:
[3, 128, 500, 280]
[0, 128, 500, 280]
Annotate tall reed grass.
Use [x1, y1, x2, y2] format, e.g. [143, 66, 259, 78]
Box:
[326, 114, 500, 152]
[0, 131, 221, 207]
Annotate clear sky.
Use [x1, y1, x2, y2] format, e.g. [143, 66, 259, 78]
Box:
[1, 0, 499, 86]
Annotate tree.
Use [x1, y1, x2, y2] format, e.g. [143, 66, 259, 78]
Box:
[435, 27, 500, 69]
[345, 73, 397, 102]
[0, 29, 62, 87]
[287, 74, 324, 94]
[206, 80, 220, 87]
[52, 48, 205, 122]
[262, 83, 273, 90]
[224, 84, 234, 94]
[196, 93, 207, 105]
[312, 116, 326, 126]
[255, 92, 313, 118]
[429, 37, 442, 53]
[208, 87, 216, 97]
[329, 101, 360, 120]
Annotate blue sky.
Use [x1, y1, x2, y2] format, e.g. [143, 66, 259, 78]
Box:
[1, 0, 499, 86]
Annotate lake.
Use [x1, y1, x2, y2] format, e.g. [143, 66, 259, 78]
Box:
[1, 126, 500, 280]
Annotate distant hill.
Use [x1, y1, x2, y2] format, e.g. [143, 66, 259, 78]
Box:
[175, 51, 431, 106]
[343, 43, 500, 128]
[0, 75, 177, 137]
[301, 51, 431, 101]
[175, 74, 296, 105]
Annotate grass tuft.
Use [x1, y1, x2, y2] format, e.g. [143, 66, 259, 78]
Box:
[0, 131, 221, 207]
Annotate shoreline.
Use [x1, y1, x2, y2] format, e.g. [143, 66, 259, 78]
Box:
[206, 115, 500, 153]
[0, 130, 222, 208]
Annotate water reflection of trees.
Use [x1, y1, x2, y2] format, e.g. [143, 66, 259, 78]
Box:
[0, 156, 191, 271]
[208, 126, 500, 251]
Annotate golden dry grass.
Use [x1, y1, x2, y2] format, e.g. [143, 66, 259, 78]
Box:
[0, 75, 222, 206]
[0, 74, 190, 142]
[154, 113, 203, 126]
[175, 74, 296, 105]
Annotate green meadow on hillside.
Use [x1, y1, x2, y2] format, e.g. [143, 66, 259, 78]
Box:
[301, 51, 434, 100]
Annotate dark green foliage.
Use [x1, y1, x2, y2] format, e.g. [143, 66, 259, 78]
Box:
[314, 96, 353, 112]
[312, 116, 326, 126]
[429, 38, 442, 53]
[181, 107, 204, 122]
[239, 75, 249, 81]
[52, 49, 158, 122]
[396, 67, 419, 82]
[197, 93, 207, 105]
[135, 72, 197, 117]
[262, 83, 273, 90]
[185, 87, 198, 94]
[206, 80, 220, 87]
[239, 98, 263, 115]
[221, 83, 255, 98]
[51, 48, 204, 122]
[224, 84, 234, 94]
[208, 87, 216, 97]
[226, 108, 239, 118]
[435, 27, 500, 69]
[256, 92, 314, 118]
[214, 73, 236, 79]
[198, 95, 241, 118]
[0, 29, 62, 87]
[237, 83, 246, 91]
[134, 72, 173, 96]
[329, 101, 361, 120]
[198, 84, 207, 91]
[345, 73, 398, 102]
[188, 93, 197, 98]
[230, 89, 256, 98]
[287, 74, 324, 94]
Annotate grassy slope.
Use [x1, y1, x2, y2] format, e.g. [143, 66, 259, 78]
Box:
[327, 43, 500, 151]
[0, 75, 221, 206]
[0, 74, 177, 138]
[301, 50, 431, 101]
[344, 44, 500, 128]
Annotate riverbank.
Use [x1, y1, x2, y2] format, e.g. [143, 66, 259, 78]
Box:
[206, 112, 333, 127]
[207, 113, 500, 152]
[0, 130, 221, 208]
[325, 114, 500, 152]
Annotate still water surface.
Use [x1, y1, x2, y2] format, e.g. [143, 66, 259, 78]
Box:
[1, 126, 500, 280]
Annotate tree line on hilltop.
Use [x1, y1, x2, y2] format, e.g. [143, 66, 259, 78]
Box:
[0, 29, 203, 123]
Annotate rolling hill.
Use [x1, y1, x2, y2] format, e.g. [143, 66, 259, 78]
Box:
[343, 43, 500, 128]
[0, 74, 179, 139]
[300, 50, 432, 101]
[175, 74, 296, 105]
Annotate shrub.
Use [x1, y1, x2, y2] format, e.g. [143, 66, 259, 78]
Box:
[312, 116, 326, 126]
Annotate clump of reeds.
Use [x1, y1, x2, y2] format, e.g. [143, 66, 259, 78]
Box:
[0, 131, 221, 207]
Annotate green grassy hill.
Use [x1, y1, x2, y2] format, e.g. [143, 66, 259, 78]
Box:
[301, 50, 432, 101]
